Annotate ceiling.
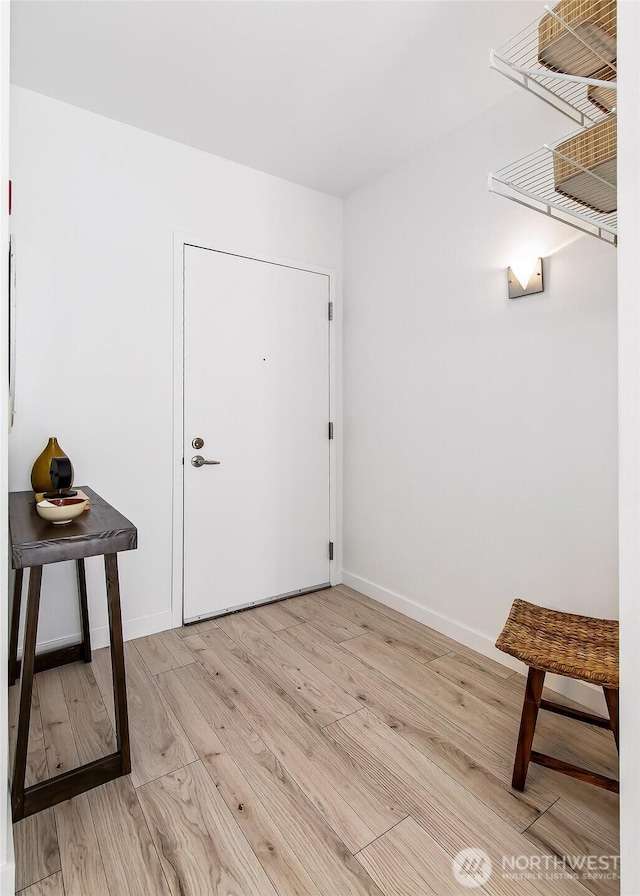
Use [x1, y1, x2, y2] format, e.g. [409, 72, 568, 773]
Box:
[10, 1, 543, 197]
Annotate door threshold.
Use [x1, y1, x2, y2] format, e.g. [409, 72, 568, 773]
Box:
[182, 582, 331, 626]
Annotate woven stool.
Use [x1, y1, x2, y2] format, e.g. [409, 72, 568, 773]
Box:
[496, 599, 619, 793]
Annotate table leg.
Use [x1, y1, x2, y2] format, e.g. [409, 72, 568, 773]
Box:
[76, 559, 92, 664]
[104, 553, 131, 775]
[12, 565, 43, 821]
[8, 569, 24, 687]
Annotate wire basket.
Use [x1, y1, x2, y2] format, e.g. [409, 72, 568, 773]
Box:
[539, 0, 616, 78]
[489, 118, 617, 245]
[490, 0, 616, 127]
[554, 115, 616, 213]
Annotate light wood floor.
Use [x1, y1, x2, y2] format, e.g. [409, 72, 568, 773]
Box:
[10, 585, 619, 896]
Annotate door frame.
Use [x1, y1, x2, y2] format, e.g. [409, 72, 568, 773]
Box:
[171, 232, 341, 629]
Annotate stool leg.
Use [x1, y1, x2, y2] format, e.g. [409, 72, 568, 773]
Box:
[105, 553, 131, 775]
[76, 559, 92, 664]
[512, 667, 545, 791]
[603, 687, 619, 752]
[8, 569, 24, 687]
[12, 566, 43, 821]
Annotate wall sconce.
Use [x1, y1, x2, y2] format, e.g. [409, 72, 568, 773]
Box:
[508, 257, 544, 299]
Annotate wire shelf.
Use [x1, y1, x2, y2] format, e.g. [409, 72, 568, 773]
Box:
[489, 117, 617, 246]
[490, 0, 616, 128]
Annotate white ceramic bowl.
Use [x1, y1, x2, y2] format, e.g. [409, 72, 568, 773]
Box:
[36, 497, 87, 525]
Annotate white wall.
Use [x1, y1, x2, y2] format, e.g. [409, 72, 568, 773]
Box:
[343, 88, 618, 708]
[1, 6, 14, 894]
[8, 86, 342, 652]
[617, 2, 640, 891]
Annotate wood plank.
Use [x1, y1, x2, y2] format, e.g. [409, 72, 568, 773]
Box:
[176, 618, 219, 638]
[207, 750, 326, 896]
[58, 662, 116, 764]
[13, 810, 60, 893]
[138, 760, 279, 896]
[343, 632, 542, 763]
[430, 651, 595, 717]
[36, 667, 111, 896]
[190, 641, 377, 853]
[155, 668, 227, 759]
[197, 627, 404, 832]
[172, 662, 385, 896]
[54, 796, 110, 896]
[36, 668, 80, 778]
[132, 628, 196, 676]
[330, 709, 591, 896]
[156, 668, 323, 896]
[24, 678, 48, 787]
[9, 677, 70, 784]
[430, 652, 619, 777]
[532, 763, 620, 837]
[282, 593, 366, 642]
[216, 611, 361, 725]
[344, 630, 618, 781]
[525, 799, 620, 896]
[189, 628, 404, 847]
[17, 871, 65, 896]
[159, 626, 199, 664]
[87, 776, 171, 895]
[13, 676, 61, 893]
[357, 815, 487, 896]
[318, 587, 449, 664]
[91, 642, 198, 787]
[248, 601, 305, 632]
[333, 584, 515, 677]
[279, 622, 556, 831]
[429, 650, 527, 711]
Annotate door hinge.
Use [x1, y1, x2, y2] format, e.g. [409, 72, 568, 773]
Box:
[328, 422, 334, 440]
[329, 542, 334, 561]
[328, 301, 334, 321]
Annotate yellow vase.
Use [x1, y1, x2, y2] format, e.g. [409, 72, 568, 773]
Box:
[30, 437, 73, 493]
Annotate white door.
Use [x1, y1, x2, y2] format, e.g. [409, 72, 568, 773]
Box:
[182, 245, 331, 622]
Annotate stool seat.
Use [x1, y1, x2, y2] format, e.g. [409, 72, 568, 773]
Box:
[496, 598, 618, 688]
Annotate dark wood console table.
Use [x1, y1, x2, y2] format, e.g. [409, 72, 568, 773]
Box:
[8, 486, 137, 821]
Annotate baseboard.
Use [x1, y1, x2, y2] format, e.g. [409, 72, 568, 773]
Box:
[1, 786, 14, 896]
[0, 859, 14, 896]
[341, 570, 607, 714]
[123, 610, 174, 643]
[19, 610, 174, 658]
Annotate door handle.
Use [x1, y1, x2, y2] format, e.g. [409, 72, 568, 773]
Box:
[191, 455, 221, 467]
